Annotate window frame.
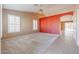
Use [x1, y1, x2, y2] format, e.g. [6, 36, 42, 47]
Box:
[8, 14, 21, 33]
[33, 19, 38, 30]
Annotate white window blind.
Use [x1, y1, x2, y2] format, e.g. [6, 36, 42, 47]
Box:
[8, 14, 20, 33]
[33, 20, 38, 30]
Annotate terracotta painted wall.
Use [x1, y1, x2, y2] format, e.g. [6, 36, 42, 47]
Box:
[39, 12, 73, 34]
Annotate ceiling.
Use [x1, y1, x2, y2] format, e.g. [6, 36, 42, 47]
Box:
[3, 4, 41, 13]
[3, 4, 75, 16]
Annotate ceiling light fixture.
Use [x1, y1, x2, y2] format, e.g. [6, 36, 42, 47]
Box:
[34, 4, 44, 14]
[34, 4, 45, 18]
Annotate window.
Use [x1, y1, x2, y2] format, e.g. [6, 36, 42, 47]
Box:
[33, 20, 38, 30]
[8, 14, 20, 33]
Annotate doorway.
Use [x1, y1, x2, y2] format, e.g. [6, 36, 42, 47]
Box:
[64, 22, 73, 36]
[61, 21, 74, 40]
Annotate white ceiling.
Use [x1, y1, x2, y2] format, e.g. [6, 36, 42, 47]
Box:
[3, 4, 41, 13]
[3, 4, 75, 16]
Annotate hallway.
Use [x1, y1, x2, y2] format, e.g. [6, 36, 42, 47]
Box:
[44, 23, 79, 54]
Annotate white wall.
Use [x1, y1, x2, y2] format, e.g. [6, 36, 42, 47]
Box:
[60, 15, 73, 22]
[76, 9, 79, 46]
[2, 9, 39, 38]
[73, 7, 79, 46]
[0, 5, 2, 38]
[0, 14, 1, 53]
[73, 9, 77, 41]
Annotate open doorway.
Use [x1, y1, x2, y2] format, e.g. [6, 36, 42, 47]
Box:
[61, 21, 73, 36]
[63, 21, 74, 41]
[60, 15, 73, 40]
[64, 22, 73, 36]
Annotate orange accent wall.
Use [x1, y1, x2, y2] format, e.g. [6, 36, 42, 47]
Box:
[39, 12, 73, 34]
